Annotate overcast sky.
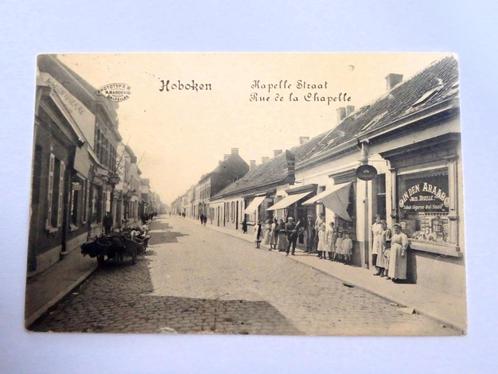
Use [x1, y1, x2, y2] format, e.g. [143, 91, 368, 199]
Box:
[58, 53, 451, 204]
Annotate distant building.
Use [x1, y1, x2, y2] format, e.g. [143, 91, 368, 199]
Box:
[193, 148, 249, 224]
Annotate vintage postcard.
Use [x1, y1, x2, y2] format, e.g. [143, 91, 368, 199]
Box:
[25, 53, 466, 335]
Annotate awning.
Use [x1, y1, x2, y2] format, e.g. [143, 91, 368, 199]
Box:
[302, 182, 352, 221]
[243, 195, 266, 214]
[267, 191, 312, 211]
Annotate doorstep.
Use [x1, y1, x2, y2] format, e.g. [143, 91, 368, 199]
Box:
[198, 219, 467, 332]
[25, 248, 97, 328]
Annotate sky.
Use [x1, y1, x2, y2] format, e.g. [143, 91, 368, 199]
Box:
[58, 53, 451, 204]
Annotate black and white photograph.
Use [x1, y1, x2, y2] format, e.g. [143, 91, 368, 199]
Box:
[25, 53, 466, 336]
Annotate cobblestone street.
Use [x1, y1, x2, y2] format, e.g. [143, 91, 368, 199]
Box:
[32, 216, 458, 335]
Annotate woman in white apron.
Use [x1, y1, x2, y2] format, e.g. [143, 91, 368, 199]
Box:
[371, 215, 384, 276]
[388, 223, 409, 281]
[317, 220, 328, 259]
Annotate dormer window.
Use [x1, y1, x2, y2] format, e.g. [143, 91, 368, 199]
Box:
[362, 111, 388, 132]
[412, 79, 444, 108]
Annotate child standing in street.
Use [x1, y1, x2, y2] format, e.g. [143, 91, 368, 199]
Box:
[335, 231, 344, 262]
[342, 232, 353, 264]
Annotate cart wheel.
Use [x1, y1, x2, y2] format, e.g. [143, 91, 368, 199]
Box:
[97, 255, 105, 266]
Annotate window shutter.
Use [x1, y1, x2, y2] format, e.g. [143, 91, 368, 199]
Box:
[46, 153, 55, 230]
[57, 161, 65, 227]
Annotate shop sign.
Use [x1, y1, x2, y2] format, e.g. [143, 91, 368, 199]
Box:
[356, 164, 377, 181]
[399, 180, 449, 212]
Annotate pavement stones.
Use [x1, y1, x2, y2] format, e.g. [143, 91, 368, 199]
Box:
[32, 217, 459, 336]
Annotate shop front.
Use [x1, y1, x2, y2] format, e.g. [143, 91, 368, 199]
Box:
[381, 133, 465, 296]
[267, 184, 317, 249]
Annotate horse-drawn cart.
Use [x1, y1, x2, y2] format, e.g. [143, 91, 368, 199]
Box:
[81, 228, 150, 266]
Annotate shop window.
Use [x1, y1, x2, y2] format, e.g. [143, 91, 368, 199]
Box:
[374, 174, 387, 220]
[397, 168, 449, 244]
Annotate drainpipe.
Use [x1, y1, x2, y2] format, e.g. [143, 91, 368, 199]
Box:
[358, 139, 370, 269]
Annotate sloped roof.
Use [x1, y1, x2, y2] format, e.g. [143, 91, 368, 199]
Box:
[37, 55, 120, 129]
[212, 133, 327, 199]
[199, 153, 249, 183]
[298, 56, 459, 166]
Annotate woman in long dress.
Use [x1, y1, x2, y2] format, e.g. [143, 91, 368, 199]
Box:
[269, 218, 278, 250]
[276, 219, 288, 251]
[263, 219, 272, 245]
[371, 215, 384, 276]
[335, 231, 344, 262]
[317, 220, 327, 259]
[388, 223, 409, 281]
[326, 222, 337, 261]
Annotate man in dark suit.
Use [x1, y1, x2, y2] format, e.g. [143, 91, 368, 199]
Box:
[285, 217, 299, 256]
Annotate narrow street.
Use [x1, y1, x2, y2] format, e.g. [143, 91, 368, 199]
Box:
[32, 216, 458, 335]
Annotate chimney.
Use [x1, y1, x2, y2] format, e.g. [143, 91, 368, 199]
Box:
[273, 149, 283, 157]
[299, 136, 310, 145]
[250, 160, 256, 170]
[261, 156, 270, 163]
[336, 107, 347, 123]
[223, 154, 230, 160]
[385, 73, 403, 90]
[346, 105, 355, 116]
[231, 148, 239, 155]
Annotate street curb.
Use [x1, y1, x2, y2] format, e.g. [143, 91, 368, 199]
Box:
[25, 264, 98, 329]
[195, 219, 466, 334]
[285, 259, 466, 334]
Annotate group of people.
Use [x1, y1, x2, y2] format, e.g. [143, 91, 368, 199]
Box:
[371, 215, 409, 281]
[254, 216, 301, 255]
[199, 213, 208, 225]
[315, 220, 354, 264]
[251, 212, 410, 283]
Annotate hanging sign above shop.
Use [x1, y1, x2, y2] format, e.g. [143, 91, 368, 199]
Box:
[356, 164, 377, 181]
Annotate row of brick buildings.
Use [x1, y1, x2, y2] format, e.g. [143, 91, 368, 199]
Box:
[172, 57, 465, 299]
[28, 55, 162, 275]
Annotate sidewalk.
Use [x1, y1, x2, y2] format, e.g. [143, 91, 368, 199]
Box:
[196, 219, 466, 332]
[25, 249, 97, 328]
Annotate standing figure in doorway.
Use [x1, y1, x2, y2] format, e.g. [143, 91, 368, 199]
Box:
[305, 215, 315, 253]
[388, 223, 409, 281]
